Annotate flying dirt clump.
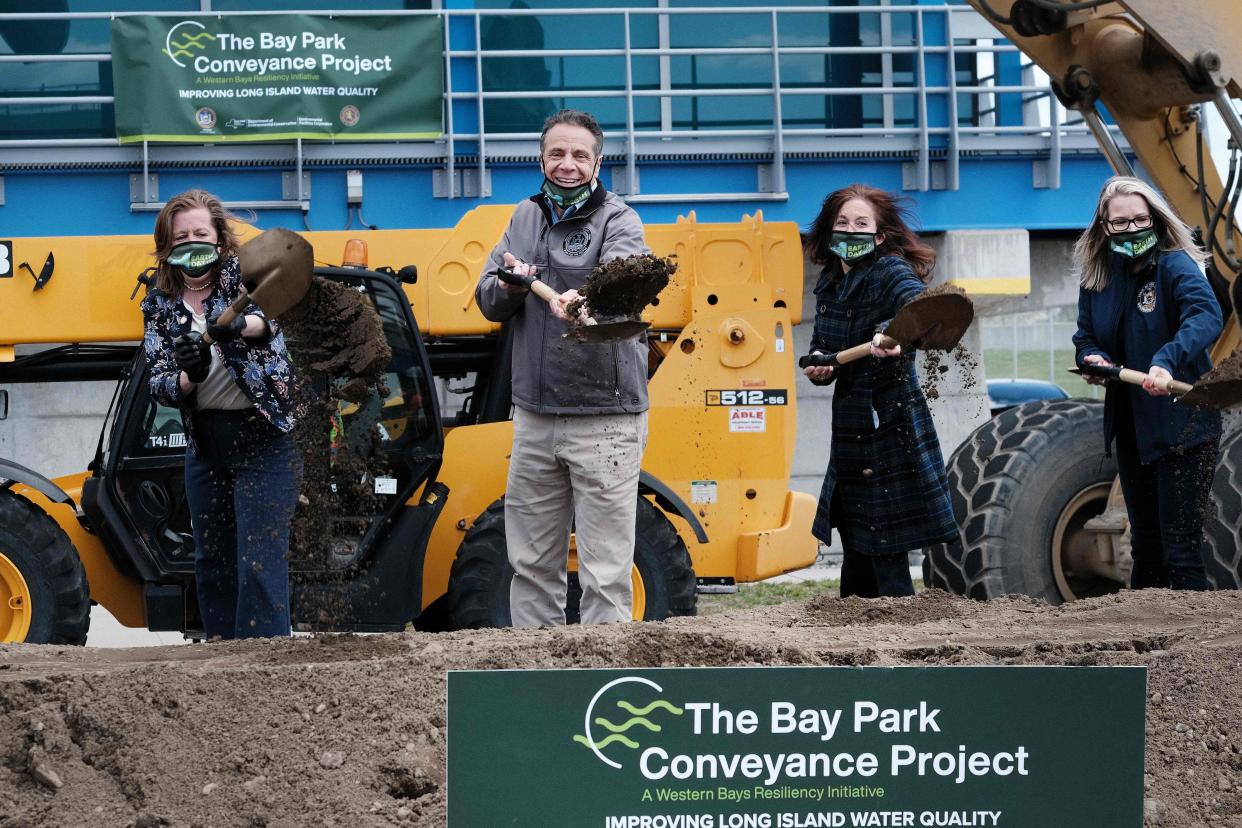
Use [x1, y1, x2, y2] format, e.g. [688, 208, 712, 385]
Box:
[567, 253, 677, 319]
[278, 276, 392, 567]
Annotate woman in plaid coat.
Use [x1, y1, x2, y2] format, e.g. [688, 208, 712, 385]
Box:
[803, 184, 958, 597]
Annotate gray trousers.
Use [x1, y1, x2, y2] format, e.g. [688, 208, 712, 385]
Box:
[506, 407, 648, 627]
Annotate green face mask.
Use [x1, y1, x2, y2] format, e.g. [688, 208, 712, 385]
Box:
[541, 178, 592, 210]
[541, 156, 600, 210]
[167, 241, 220, 277]
[1109, 229, 1158, 259]
[828, 232, 877, 262]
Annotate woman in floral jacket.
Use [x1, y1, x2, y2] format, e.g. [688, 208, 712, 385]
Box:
[802, 184, 957, 598]
[141, 189, 301, 640]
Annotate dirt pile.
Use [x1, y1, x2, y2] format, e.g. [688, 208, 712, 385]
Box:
[2, 589, 1241, 827]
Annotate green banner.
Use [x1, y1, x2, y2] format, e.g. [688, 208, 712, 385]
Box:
[110, 15, 443, 143]
[448, 666, 1145, 827]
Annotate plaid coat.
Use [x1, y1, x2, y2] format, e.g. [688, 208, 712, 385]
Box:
[141, 255, 299, 452]
[808, 255, 958, 555]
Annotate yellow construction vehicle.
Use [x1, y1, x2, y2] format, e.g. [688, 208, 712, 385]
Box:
[0, 207, 816, 642]
[924, 0, 1242, 601]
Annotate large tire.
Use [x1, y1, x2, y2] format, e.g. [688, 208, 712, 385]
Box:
[1203, 422, 1242, 589]
[447, 496, 697, 629]
[923, 400, 1120, 605]
[0, 490, 90, 644]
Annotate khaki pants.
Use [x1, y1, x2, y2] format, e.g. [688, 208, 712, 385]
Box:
[506, 407, 648, 627]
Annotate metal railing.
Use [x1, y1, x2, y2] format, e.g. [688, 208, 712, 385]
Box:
[0, 4, 1120, 208]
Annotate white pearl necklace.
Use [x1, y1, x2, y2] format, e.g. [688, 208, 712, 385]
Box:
[182, 276, 213, 292]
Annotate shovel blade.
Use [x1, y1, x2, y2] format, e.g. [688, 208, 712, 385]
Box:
[569, 319, 650, 344]
[1180, 348, 1242, 410]
[238, 228, 314, 319]
[884, 290, 974, 350]
[1178, 379, 1242, 410]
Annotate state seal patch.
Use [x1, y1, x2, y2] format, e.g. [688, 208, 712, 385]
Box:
[1137, 281, 1157, 313]
[563, 228, 592, 257]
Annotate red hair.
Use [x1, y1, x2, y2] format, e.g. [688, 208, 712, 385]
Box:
[804, 184, 936, 282]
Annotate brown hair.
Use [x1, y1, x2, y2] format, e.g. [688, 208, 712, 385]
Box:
[152, 189, 242, 296]
[804, 184, 936, 282]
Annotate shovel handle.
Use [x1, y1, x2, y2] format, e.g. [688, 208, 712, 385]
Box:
[798, 335, 899, 370]
[1117, 367, 1194, 396]
[200, 293, 253, 346]
[1071, 364, 1194, 396]
[496, 266, 561, 305]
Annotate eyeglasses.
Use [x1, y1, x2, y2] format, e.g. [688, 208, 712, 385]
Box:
[1104, 214, 1153, 232]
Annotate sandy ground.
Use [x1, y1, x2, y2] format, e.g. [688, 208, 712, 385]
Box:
[1, 588, 1240, 828]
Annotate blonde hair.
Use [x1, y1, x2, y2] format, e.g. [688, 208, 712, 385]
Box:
[152, 189, 243, 296]
[1073, 176, 1206, 292]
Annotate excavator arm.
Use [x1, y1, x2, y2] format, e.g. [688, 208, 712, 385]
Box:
[965, 0, 1242, 359]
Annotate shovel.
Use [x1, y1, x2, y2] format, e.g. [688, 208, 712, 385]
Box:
[1069, 361, 1242, 409]
[201, 228, 314, 345]
[798, 288, 974, 370]
[496, 267, 648, 344]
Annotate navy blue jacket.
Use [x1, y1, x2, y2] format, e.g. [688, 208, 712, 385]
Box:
[807, 255, 958, 555]
[1073, 249, 1222, 464]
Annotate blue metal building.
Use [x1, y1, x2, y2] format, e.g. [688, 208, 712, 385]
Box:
[0, 0, 1120, 238]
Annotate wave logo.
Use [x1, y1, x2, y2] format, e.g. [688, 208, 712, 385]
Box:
[164, 21, 216, 68]
[573, 676, 683, 769]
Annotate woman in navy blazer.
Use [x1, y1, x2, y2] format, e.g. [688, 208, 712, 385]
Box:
[1072, 176, 1222, 590]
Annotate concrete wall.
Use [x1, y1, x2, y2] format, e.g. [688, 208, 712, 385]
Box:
[0, 379, 115, 479]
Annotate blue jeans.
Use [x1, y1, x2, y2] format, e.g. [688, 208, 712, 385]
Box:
[1114, 417, 1216, 591]
[185, 409, 302, 639]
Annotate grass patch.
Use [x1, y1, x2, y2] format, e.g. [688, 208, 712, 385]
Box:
[697, 579, 925, 614]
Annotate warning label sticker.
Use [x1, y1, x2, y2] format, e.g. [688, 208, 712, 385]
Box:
[690, 480, 718, 504]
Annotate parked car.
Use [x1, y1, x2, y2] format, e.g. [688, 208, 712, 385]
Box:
[986, 378, 1070, 416]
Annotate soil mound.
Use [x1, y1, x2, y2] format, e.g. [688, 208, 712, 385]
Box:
[797, 588, 964, 627]
[1, 588, 1240, 827]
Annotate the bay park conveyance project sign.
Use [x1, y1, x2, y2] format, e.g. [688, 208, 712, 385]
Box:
[448, 666, 1146, 827]
[111, 15, 443, 142]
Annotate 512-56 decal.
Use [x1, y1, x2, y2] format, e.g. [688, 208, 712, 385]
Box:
[705, 389, 788, 406]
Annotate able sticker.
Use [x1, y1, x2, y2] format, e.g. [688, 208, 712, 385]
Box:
[374, 476, 398, 495]
[728, 407, 766, 432]
[690, 480, 718, 504]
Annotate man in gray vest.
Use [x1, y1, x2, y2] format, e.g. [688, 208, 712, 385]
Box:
[475, 109, 650, 626]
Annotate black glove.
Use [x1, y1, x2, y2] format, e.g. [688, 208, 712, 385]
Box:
[174, 333, 211, 384]
[206, 312, 246, 342]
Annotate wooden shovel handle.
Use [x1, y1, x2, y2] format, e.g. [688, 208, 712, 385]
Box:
[200, 293, 252, 346]
[497, 267, 561, 305]
[1073, 364, 1194, 396]
[799, 335, 900, 370]
[1116, 367, 1194, 396]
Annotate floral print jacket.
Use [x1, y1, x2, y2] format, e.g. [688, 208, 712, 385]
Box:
[141, 255, 300, 447]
